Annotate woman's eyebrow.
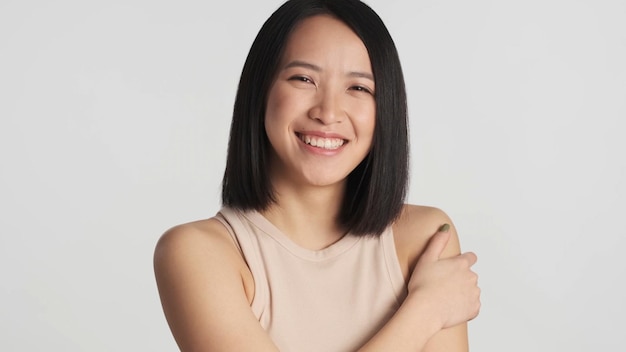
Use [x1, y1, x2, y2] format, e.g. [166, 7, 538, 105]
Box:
[284, 60, 374, 82]
[284, 60, 321, 72]
[347, 71, 374, 81]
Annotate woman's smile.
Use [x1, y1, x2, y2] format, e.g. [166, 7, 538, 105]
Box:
[296, 131, 347, 152]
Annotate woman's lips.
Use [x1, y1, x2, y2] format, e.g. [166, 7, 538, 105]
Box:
[297, 133, 346, 150]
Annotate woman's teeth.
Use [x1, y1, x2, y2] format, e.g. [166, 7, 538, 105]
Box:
[299, 134, 345, 150]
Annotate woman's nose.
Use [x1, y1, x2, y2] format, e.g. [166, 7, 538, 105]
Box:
[308, 90, 343, 124]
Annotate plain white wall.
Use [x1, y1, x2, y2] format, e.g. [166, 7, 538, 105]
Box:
[1, 0, 624, 350]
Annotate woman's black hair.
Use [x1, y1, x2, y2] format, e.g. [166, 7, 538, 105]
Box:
[222, 0, 409, 236]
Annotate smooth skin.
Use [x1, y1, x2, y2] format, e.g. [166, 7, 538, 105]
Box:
[154, 15, 480, 352]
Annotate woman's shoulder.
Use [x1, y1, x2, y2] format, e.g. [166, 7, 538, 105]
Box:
[155, 217, 232, 256]
[393, 204, 454, 238]
[153, 216, 268, 349]
[153, 215, 247, 280]
[392, 204, 462, 280]
[153, 214, 255, 298]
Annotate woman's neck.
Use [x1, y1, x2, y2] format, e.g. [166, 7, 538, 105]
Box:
[261, 181, 348, 251]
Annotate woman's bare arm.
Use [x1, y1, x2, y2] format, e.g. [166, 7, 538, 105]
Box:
[153, 219, 279, 352]
[358, 206, 480, 352]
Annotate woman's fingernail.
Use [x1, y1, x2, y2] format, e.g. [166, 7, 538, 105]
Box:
[438, 223, 450, 232]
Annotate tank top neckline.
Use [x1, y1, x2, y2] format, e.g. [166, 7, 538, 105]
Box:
[239, 209, 362, 262]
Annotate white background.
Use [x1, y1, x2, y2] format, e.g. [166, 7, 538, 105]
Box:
[1, 0, 624, 351]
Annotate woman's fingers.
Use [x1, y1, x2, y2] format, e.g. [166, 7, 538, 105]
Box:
[420, 224, 452, 263]
[408, 224, 481, 329]
[460, 251, 478, 267]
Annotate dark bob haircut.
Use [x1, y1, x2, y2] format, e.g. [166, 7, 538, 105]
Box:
[222, 0, 409, 236]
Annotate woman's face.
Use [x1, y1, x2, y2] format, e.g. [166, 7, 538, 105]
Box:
[264, 15, 376, 189]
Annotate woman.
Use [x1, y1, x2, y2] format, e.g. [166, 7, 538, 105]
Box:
[154, 0, 480, 351]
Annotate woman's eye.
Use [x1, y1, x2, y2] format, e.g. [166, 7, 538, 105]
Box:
[350, 85, 373, 95]
[289, 76, 313, 84]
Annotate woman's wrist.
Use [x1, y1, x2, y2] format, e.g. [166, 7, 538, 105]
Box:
[399, 291, 444, 338]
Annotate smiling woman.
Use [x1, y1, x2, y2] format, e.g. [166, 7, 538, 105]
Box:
[265, 15, 376, 193]
[153, 1, 480, 351]
[220, 0, 410, 236]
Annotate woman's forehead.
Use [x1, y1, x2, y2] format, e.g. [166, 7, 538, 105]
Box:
[279, 15, 372, 74]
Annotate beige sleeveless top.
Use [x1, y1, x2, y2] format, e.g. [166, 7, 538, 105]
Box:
[215, 207, 407, 352]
